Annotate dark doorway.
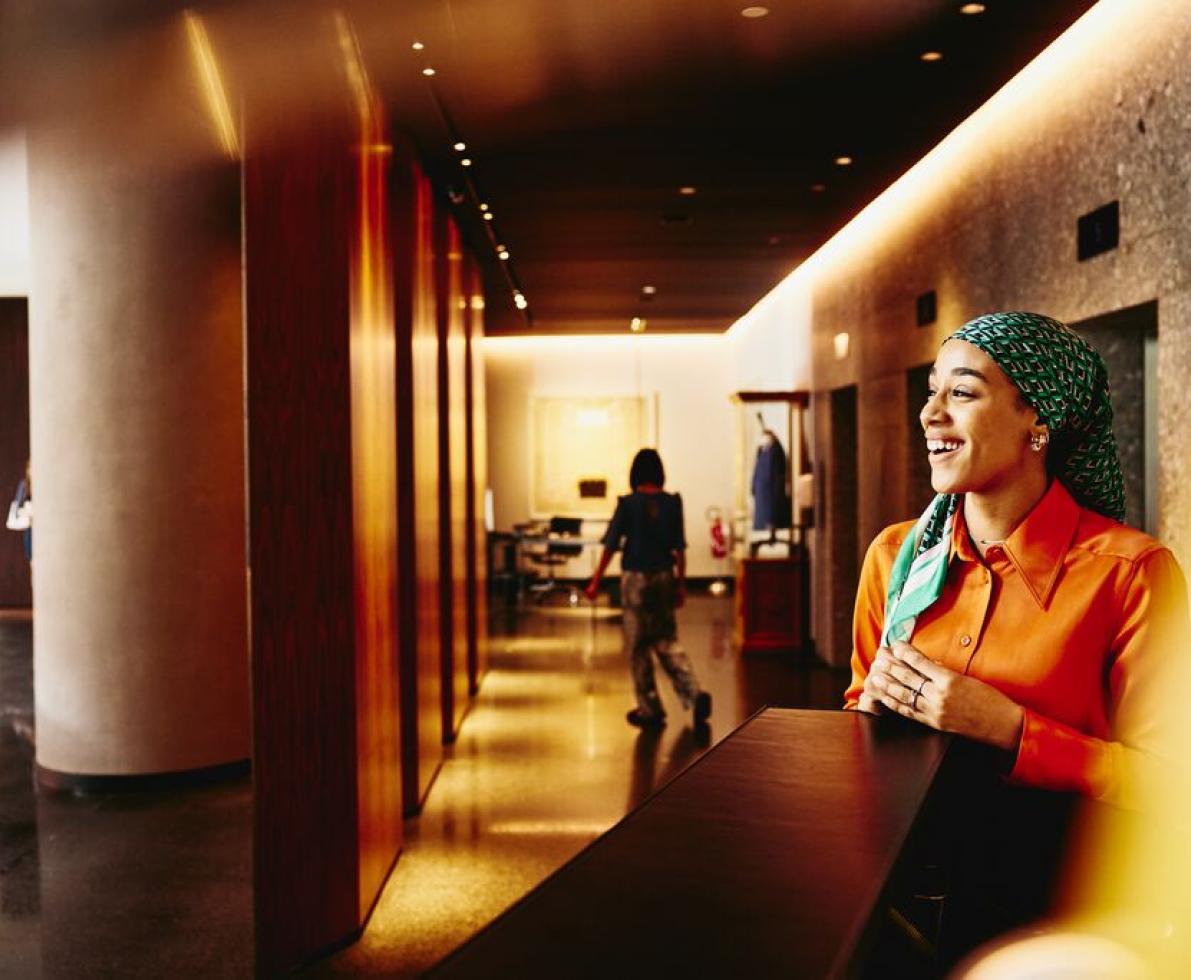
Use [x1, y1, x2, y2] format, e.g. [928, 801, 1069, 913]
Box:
[0, 298, 30, 608]
[905, 363, 934, 514]
[1071, 300, 1157, 533]
[827, 385, 858, 662]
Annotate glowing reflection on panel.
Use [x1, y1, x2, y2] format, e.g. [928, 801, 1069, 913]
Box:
[183, 11, 239, 159]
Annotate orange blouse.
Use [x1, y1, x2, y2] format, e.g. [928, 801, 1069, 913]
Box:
[845, 480, 1188, 808]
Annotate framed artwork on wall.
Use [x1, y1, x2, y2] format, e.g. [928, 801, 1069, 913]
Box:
[529, 395, 656, 518]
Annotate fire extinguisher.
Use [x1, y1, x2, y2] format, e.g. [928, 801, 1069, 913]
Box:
[707, 506, 728, 560]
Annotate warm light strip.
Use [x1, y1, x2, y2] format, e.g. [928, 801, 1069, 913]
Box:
[726, 0, 1135, 338]
[183, 11, 239, 160]
[335, 12, 378, 130]
[482, 333, 726, 356]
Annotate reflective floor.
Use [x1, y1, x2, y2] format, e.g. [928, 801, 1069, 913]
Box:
[0, 595, 848, 978]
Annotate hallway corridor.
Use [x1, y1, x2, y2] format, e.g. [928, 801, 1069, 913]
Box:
[0, 595, 847, 977]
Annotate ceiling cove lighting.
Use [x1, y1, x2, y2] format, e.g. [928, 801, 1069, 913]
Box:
[834, 156, 853, 166]
[741, 6, 770, 18]
[727, 0, 1137, 358]
[921, 51, 943, 62]
[959, 3, 986, 14]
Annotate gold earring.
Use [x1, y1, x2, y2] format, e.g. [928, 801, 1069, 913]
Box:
[1031, 433, 1049, 452]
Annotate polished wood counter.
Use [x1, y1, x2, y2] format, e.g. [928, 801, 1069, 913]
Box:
[433, 708, 950, 978]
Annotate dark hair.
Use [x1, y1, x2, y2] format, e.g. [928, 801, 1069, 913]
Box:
[629, 448, 664, 489]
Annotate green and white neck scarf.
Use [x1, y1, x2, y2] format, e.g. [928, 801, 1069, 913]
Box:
[881, 311, 1125, 647]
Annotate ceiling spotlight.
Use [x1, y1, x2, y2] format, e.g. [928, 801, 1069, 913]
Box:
[422, 67, 436, 76]
[460, 158, 472, 167]
[920, 51, 943, 62]
[811, 183, 827, 193]
[411, 41, 425, 51]
[641, 285, 657, 295]
[678, 185, 697, 196]
[741, 6, 769, 18]
[514, 293, 528, 310]
[497, 248, 510, 260]
[630, 317, 647, 333]
[834, 155, 853, 166]
[453, 141, 466, 151]
[483, 212, 494, 221]
[959, 3, 986, 13]
[479, 203, 489, 212]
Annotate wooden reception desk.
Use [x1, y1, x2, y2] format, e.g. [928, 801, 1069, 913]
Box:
[433, 709, 952, 978]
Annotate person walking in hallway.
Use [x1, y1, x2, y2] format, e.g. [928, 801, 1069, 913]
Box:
[585, 448, 712, 729]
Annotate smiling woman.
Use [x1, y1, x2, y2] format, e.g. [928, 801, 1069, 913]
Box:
[844, 310, 1191, 964]
[845, 312, 1187, 807]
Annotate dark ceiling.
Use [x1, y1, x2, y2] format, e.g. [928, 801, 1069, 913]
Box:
[363, 0, 1099, 334]
[0, 0, 1099, 334]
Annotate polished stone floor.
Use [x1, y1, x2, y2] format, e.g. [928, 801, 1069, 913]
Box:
[0, 595, 848, 978]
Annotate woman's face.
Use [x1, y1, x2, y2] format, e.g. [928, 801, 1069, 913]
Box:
[920, 339, 1042, 497]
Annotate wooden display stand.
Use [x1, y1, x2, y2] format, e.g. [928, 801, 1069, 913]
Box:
[736, 548, 810, 656]
[730, 390, 813, 658]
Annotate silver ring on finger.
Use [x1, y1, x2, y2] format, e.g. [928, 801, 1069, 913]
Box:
[917, 677, 928, 697]
[910, 690, 921, 711]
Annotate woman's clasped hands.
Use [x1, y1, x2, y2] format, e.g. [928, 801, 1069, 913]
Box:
[860, 641, 1024, 753]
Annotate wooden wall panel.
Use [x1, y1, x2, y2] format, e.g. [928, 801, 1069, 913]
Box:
[349, 125, 402, 920]
[0, 299, 31, 608]
[245, 130, 359, 974]
[393, 155, 443, 813]
[438, 214, 470, 740]
[464, 259, 489, 693]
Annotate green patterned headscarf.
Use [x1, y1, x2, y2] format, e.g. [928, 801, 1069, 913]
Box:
[881, 311, 1124, 647]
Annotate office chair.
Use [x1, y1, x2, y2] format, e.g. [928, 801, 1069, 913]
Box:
[526, 516, 585, 605]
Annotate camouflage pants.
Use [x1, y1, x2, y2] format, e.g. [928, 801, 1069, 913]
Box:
[620, 570, 700, 718]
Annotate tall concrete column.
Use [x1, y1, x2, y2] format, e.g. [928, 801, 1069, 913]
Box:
[25, 23, 249, 780]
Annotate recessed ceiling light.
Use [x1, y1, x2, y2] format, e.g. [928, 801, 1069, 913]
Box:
[630, 317, 647, 333]
[641, 285, 657, 295]
[483, 212, 494, 221]
[411, 41, 425, 51]
[479, 203, 489, 212]
[422, 67, 436, 76]
[453, 141, 466, 151]
[741, 6, 769, 18]
[460, 158, 472, 167]
[514, 293, 528, 310]
[834, 156, 853, 166]
[921, 51, 943, 62]
[497, 248, 510, 260]
[811, 183, 827, 193]
[678, 185, 697, 196]
[959, 3, 986, 14]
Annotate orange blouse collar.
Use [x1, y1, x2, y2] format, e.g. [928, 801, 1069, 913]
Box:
[951, 480, 1082, 609]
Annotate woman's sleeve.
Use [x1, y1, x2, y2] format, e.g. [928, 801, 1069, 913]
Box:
[601, 499, 626, 551]
[1008, 548, 1190, 809]
[843, 533, 896, 709]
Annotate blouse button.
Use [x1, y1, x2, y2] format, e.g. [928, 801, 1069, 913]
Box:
[959, 634, 972, 646]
